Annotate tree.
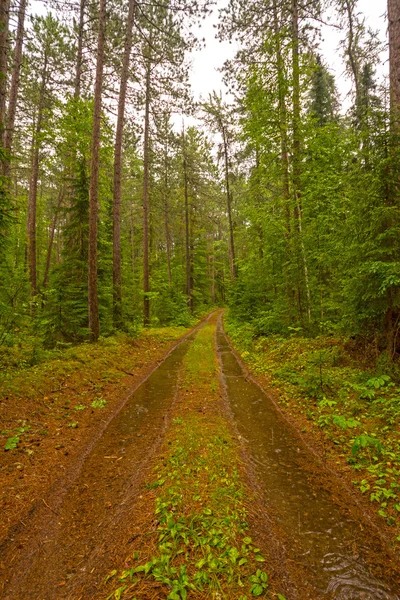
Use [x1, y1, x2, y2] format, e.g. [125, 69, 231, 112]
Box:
[203, 92, 237, 279]
[2, 0, 27, 181]
[112, 0, 136, 330]
[389, 0, 400, 125]
[88, 0, 107, 340]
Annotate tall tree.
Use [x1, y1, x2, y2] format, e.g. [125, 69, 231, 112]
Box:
[3, 0, 27, 181]
[88, 0, 107, 340]
[0, 0, 10, 134]
[388, 0, 400, 126]
[112, 0, 136, 329]
[203, 92, 237, 279]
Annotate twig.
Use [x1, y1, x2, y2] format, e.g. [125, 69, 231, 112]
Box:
[42, 498, 59, 515]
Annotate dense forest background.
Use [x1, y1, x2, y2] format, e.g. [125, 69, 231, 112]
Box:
[0, 0, 399, 361]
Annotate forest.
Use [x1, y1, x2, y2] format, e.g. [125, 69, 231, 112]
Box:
[0, 0, 397, 356]
[2, 1, 400, 599]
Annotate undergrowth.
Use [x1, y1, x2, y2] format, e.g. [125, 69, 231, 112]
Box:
[224, 315, 400, 548]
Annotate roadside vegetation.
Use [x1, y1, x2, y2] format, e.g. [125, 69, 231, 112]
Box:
[224, 315, 400, 548]
[0, 325, 189, 538]
[106, 320, 286, 600]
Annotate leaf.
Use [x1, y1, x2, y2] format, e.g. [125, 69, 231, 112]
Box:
[228, 546, 240, 564]
[255, 555, 266, 562]
[5, 435, 19, 450]
[104, 569, 117, 584]
[243, 537, 252, 545]
[114, 586, 127, 600]
[250, 583, 264, 596]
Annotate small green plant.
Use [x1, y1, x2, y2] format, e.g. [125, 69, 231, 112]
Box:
[4, 435, 19, 450]
[91, 397, 107, 409]
[249, 569, 268, 596]
[352, 434, 383, 457]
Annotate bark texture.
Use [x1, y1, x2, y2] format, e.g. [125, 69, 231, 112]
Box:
[0, 0, 10, 131]
[388, 0, 400, 124]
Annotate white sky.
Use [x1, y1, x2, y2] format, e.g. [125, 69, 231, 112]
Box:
[190, 0, 388, 106]
[29, 0, 388, 111]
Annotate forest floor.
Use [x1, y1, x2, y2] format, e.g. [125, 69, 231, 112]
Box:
[1, 312, 400, 599]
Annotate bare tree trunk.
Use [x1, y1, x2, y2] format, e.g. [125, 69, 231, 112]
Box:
[42, 187, 64, 288]
[273, 0, 290, 232]
[388, 0, 400, 126]
[130, 203, 135, 277]
[88, 0, 106, 341]
[291, 0, 311, 324]
[182, 127, 193, 313]
[143, 48, 151, 326]
[3, 0, 26, 180]
[386, 0, 400, 357]
[74, 0, 86, 100]
[113, 0, 136, 329]
[221, 125, 236, 279]
[28, 54, 47, 299]
[0, 0, 10, 132]
[211, 240, 215, 304]
[344, 0, 361, 118]
[291, 0, 301, 218]
[164, 194, 172, 285]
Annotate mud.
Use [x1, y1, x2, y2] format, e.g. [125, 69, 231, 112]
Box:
[1, 337, 193, 599]
[217, 321, 400, 599]
[2, 313, 400, 600]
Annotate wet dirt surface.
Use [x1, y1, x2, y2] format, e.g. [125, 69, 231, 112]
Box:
[2, 314, 400, 600]
[2, 337, 193, 599]
[217, 322, 400, 599]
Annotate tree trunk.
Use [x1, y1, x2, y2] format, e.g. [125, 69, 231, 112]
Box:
[42, 187, 64, 289]
[164, 178, 172, 285]
[291, 0, 311, 324]
[344, 0, 361, 119]
[0, 0, 10, 133]
[182, 127, 193, 313]
[211, 239, 215, 304]
[222, 125, 236, 279]
[3, 0, 26, 180]
[74, 0, 86, 100]
[291, 0, 301, 217]
[88, 0, 106, 341]
[143, 47, 151, 326]
[388, 0, 400, 127]
[130, 203, 135, 277]
[27, 53, 48, 299]
[273, 0, 290, 232]
[113, 0, 136, 329]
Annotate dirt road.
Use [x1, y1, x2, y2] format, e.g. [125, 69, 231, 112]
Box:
[1, 313, 399, 599]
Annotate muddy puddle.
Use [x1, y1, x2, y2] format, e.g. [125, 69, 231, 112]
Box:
[3, 336, 193, 599]
[217, 325, 400, 600]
